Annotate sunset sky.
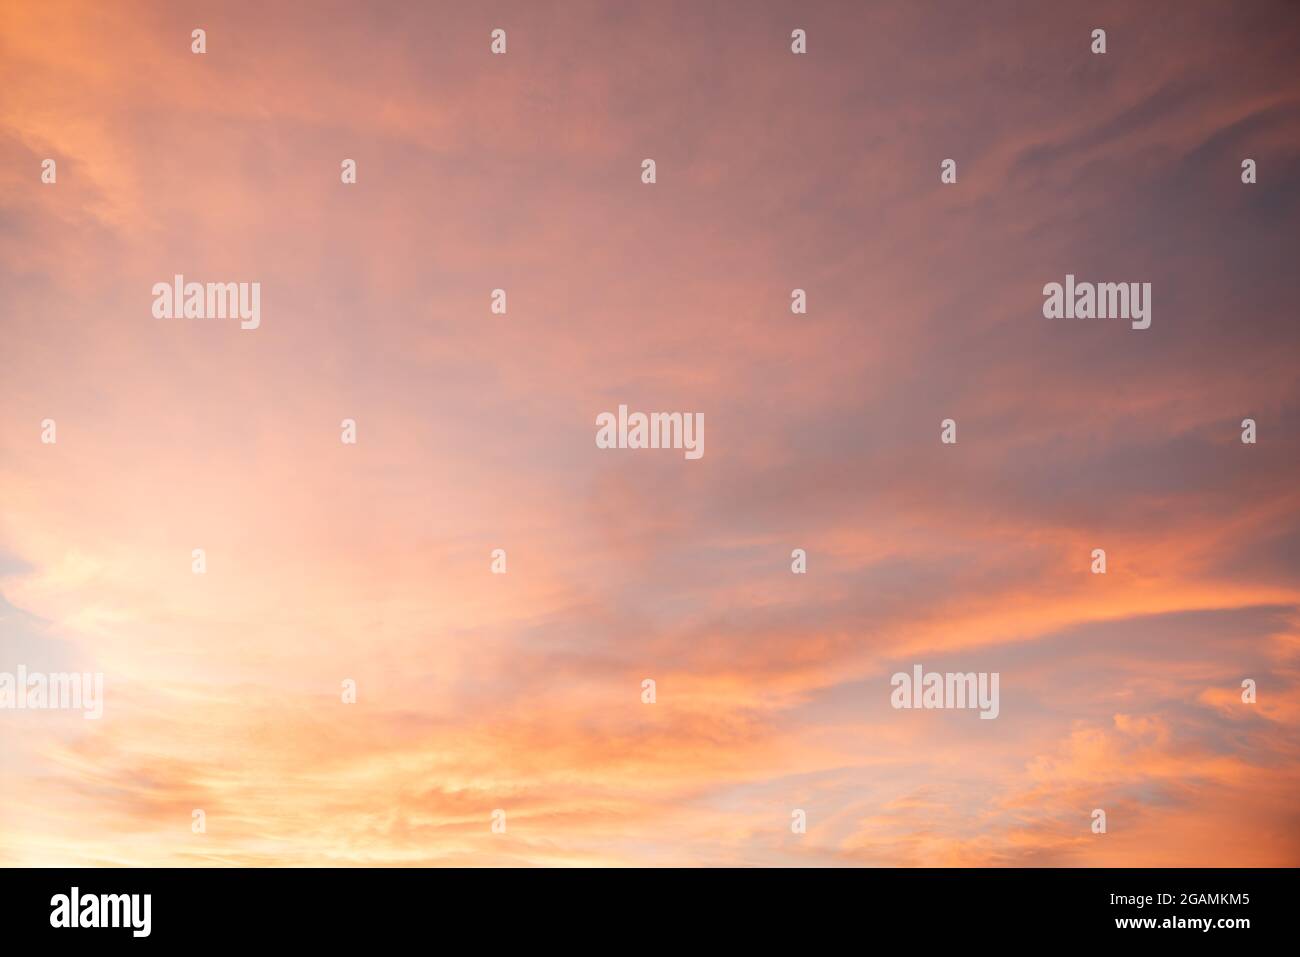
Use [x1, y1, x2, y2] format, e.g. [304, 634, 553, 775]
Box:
[2, 0, 1298, 866]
